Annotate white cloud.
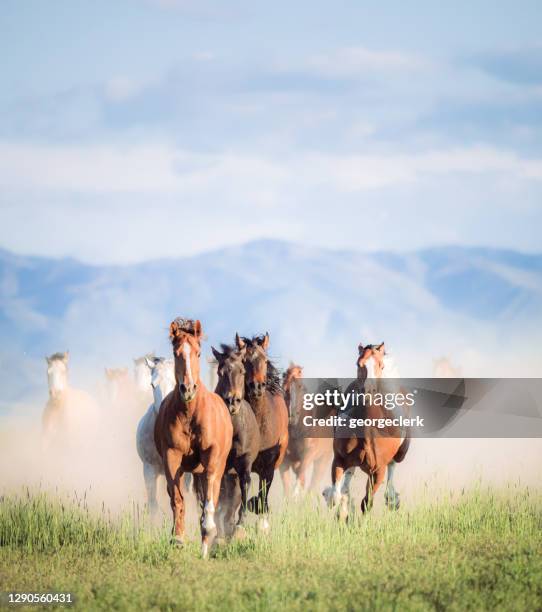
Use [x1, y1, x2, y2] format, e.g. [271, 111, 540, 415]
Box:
[0, 142, 540, 198]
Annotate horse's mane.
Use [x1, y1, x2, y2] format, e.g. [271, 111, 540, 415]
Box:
[242, 335, 282, 396]
[219, 343, 238, 357]
[48, 352, 67, 362]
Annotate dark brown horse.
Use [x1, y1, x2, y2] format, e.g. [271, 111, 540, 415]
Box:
[324, 342, 410, 518]
[237, 333, 288, 531]
[280, 363, 333, 496]
[212, 342, 260, 539]
[154, 318, 232, 557]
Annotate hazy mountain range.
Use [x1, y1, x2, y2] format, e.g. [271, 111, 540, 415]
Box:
[2, 240, 541, 408]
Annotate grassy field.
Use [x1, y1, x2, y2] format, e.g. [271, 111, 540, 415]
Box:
[0, 486, 541, 611]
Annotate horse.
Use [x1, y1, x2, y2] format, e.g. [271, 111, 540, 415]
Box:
[154, 318, 232, 558]
[280, 363, 333, 497]
[104, 367, 132, 402]
[134, 353, 155, 392]
[324, 342, 410, 519]
[136, 356, 175, 514]
[237, 333, 288, 531]
[42, 352, 99, 451]
[212, 343, 260, 539]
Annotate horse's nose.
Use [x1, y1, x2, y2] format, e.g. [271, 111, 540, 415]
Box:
[179, 382, 197, 398]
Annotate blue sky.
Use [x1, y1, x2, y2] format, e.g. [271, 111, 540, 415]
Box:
[1, 0, 541, 263]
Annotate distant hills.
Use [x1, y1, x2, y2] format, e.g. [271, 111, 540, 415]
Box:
[1, 240, 541, 407]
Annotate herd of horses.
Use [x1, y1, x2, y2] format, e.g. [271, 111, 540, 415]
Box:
[43, 318, 411, 558]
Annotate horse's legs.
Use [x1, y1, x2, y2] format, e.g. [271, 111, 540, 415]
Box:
[309, 454, 329, 493]
[220, 473, 239, 538]
[384, 460, 400, 510]
[361, 466, 386, 513]
[143, 461, 159, 516]
[200, 470, 222, 558]
[280, 462, 292, 497]
[235, 459, 252, 535]
[324, 457, 345, 508]
[163, 449, 185, 544]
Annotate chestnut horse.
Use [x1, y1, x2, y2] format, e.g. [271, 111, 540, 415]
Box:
[324, 342, 410, 518]
[237, 333, 288, 531]
[280, 363, 333, 496]
[154, 319, 232, 557]
[212, 343, 260, 539]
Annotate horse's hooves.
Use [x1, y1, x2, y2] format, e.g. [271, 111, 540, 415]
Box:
[385, 493, 401, 510]
[233, 525, 247, 540]
[172, 535, 185, 547]
[257, 518, 270, 534]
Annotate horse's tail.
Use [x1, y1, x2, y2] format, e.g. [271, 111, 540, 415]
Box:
[393, 432, 410, 463]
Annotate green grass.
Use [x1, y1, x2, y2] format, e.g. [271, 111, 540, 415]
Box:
[1, 486, 541, 611]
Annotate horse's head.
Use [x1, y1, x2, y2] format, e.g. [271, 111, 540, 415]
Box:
[283, 362, 303, 391]
[46, 352, 69, 398]
[146, 356, 175, 412]
[357, 342, 386, 379]
[239, 332, 269, 400]
[133, 353, 154, 391]
[169, 318, 203, 403]
[212, 343, 246, 415]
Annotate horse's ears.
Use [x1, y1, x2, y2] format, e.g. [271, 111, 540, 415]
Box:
[194, 320, 202, 339]
[169, 320, 180, 340]
[211, 346, 222, 362]
[237, 345, 246, 359]
[261, 332, 270, 351]
[63, 351, 69, 363]
[235, 333, 245, 350]
[144, 356, 155, 369]
[358, 343, 365, 354]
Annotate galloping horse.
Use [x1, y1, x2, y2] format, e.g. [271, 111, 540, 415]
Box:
[136, 356, 175, 513]
[212, 343, 260, 538]
[280, 363, 333, 496]
[154, 319, 232, 557]
[237, 333, 288, 530]
[42, 352, 98, 451]
[324, 342, 410, 518]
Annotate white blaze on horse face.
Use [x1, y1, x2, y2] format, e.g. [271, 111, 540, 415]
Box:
[48, 361, 67, 395]
[182, 342, 194, 388]
[365, 355, 376, 380]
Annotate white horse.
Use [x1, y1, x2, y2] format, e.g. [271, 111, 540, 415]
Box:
[136, 356, 175, 513]
[42, 352, 99, 451]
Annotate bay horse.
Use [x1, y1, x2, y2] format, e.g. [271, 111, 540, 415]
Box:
[324, 342, 410, 518]
[280, 363, 333, 496]
[212, 343, 260, 539]
[136, 356, 175, 514]
[154, 318, 232, 558]
[237, 333, 288, 531]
